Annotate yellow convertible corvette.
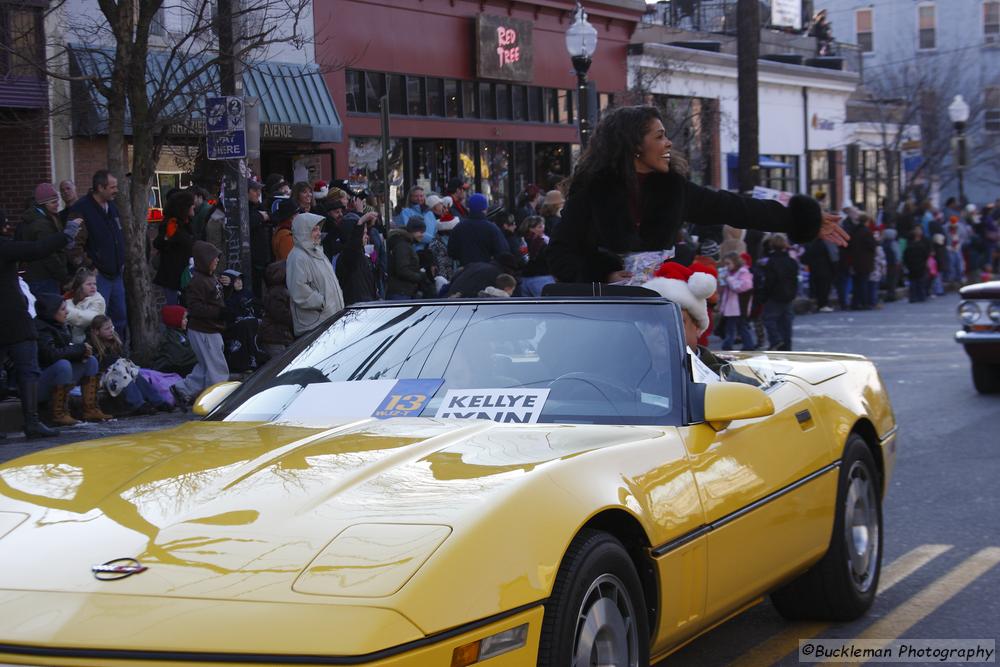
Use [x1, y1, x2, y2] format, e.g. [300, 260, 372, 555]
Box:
[0, 293, 897, 666]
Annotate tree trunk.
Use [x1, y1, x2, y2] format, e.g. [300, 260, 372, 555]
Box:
[736, 0, 760, 193]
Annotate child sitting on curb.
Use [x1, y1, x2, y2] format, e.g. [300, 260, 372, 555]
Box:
[88, 315, 171, 415]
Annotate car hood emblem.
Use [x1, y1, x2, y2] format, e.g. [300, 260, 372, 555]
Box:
[92, 557, 148, 580]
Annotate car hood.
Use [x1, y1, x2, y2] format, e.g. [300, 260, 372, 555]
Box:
[0, 418, 662, 605]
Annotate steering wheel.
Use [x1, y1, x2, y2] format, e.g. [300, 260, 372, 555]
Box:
[547, 372, 638, 415]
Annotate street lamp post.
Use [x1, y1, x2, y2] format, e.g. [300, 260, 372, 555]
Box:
[948, 94, 970, 205]
[565, 3, 598, 150]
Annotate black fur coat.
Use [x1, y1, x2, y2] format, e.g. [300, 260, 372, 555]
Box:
[548, 170, 822, 283]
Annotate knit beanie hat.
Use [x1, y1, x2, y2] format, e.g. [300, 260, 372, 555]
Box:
[642, 261, 718, 334]
[161, 305, 187, 329]
[34, 183, 59, 204]
[468, 193, 488, 214]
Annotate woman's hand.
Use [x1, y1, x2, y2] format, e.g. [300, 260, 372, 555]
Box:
[820, 212, 850, 247]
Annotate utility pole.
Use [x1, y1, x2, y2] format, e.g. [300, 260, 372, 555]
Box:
[736, 0, 760, 193]
[216, 0, 251, 281]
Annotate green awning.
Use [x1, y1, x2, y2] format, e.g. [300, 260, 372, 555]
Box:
[69, 46, 341, 143]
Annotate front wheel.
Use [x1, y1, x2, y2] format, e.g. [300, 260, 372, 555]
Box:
[972, 362, 1000, 394]
[537, 530, 650, 667]
[770, 434, 883, 621]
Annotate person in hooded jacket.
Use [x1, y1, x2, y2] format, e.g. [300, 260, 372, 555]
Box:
[286, 212, 344, 337]
[0, 211, 80, 439]
[20, 183, 71, 295]
[337, 210, 379, 305]
[387, 218, 427, 299]
[903, 226, 932, 303]
[34, 293, 113, 425]
[171, 241, 229, 405]
[259, 260, 294, 357]
[152, 189, 196, 306]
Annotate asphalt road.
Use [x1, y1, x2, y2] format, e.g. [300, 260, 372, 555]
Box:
[2, 294, 996, 666]
[660, 292, 1000, 666]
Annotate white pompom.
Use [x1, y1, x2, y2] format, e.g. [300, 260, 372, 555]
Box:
[687, 271, 717, 299]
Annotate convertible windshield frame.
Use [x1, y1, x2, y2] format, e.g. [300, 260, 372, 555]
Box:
[207, 298, 691, 426]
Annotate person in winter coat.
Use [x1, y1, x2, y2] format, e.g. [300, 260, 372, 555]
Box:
[153, 305, 197, 376]
[760, 234, 800, 351]
[271, 197, 298, 262]
[446, 254, 521, 298]
[204, 204, 228, 274]
[34, 293, 112, 425]
[153, 189, 196, 305]
[848, 216, 877, 310]
[718, 252, 756, 350]
[69, 170, 127, 337]
[513, 184, 541, 225]
[429, 211, 459, 284]
[0, 211, 80, 439]
[286, 212, 344, 337]
[540, 190, 564, 237]
[903, 226, 932, 303]
[248, 181, 271, 298]
[882, 228, 900, 302]
[64, 268, 106, 343]
[931, 233, 949, 296]
[800, 237, 835, 311]
[548, 106, 846, 284]
[219, 269, 267, 373]
[448, 193, 508, 266]
[171, 241, 230, 405]
[20, 183, 71, 295]
[519, 215, 554, 296]
[88, 315, 170, 415]
[387, 219, 427, 299]
[337, 211, 379, 305]
[259, 261, 294, 357]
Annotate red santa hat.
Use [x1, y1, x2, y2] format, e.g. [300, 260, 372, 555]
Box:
[642, 261, 718, 334]
[313, 180, 329, 199]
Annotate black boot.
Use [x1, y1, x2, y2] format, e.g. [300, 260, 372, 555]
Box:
[20, 381, 58, 440]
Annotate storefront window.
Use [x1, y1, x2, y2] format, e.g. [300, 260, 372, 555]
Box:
[850, 146, 898, 216]
[458, 140, 477, 183]
[546, 89, 559, 124]
[349, 136, 404, 216]
[496, 84, 511, 120]
[512, 85, 526, 121]
[528, 87, 542, 122]
[388, 74, 406, 115]
[558, 90, 571, 124]
[534, 143, 570, 191]
[513, 142, 532, 196]
[808, 150, 838, 208]
[479, 141, 511, 210]
[407, 76, 426, 116]
[346, 70, 363, 112]
[462, 81, 477, 118]
[365, 72, 385, 112]
[426, 78, 444, 117]
[479, 82, 496, 120]
[412, 139, 457, 194]
[761, 155, 799, 193]
[445, 80, 460, 118]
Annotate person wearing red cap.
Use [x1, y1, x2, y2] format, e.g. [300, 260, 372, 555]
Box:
[549, 106, 849, 285]
[20, 182, 71, 295]
[153, 305, 197, 376]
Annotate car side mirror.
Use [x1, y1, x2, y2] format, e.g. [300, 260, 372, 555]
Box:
[192, 381, 242, 416]
[703, 383, 774, 431]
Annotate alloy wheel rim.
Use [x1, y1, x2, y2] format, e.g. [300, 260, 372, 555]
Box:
[843, 460, 879, 593]
[572, 573, 639, 667]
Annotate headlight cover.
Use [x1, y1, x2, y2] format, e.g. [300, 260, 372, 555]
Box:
[959, 301, 982, 324]
[988, 302, 1000, 324]
[294, 523, 451, 597]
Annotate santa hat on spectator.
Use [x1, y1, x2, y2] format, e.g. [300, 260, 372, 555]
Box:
[642, 261, 718, 334]
[313, 180, 329, 199]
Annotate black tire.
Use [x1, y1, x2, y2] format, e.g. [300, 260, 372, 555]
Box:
[537, 529, 650, 667]
[770, 434, 883, 621]
[972, 362, 1000, 394]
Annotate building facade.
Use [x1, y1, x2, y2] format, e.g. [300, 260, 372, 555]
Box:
[814, 0, 1000, 205]
[315, 0, 645, 211]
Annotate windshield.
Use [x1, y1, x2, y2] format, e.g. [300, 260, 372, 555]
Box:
[211, 302, 684, 426]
